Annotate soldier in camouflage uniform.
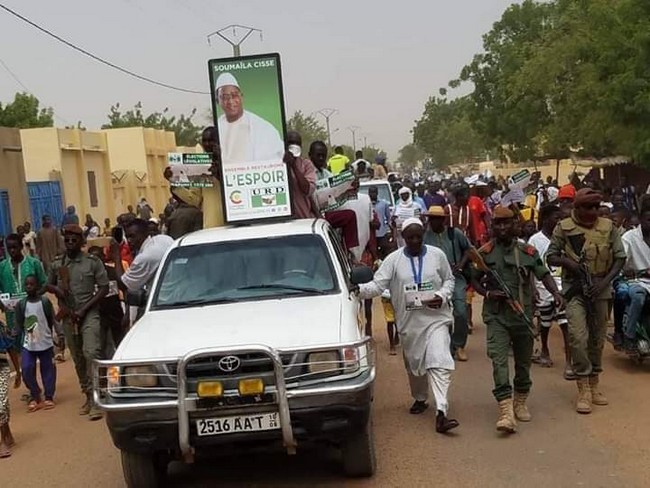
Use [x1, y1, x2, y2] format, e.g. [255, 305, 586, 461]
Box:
[547, 189, 626, 414]
[46, 225, 109, 420]
[472, 206, 563, 434]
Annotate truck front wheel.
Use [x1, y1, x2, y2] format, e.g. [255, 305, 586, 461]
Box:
[341, 414, 376, 478]
[121, 450, 167, 488]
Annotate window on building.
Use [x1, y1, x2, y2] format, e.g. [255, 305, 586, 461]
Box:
[87, 171, 98, 208]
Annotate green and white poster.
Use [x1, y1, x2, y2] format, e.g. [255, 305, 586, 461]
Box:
[208, 53, 291, 223]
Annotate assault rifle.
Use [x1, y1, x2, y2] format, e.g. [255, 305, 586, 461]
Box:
[467, 246, 537, 338]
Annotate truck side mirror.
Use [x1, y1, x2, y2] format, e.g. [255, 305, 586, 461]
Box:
[126, 289, 148, 308]
[350, 265, 374, 285]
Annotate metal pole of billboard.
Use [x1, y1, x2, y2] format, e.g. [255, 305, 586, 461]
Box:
[348, 126, 360, 151]
[207, 24, 263, 57]
[314, 108, 338, 147]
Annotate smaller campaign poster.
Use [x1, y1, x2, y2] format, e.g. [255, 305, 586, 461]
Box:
[208, 53, 291, 224]
[167, 153, 213, 188]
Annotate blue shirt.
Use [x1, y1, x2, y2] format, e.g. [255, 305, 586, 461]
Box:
[414, 196, 427, 213]
[372, 199, 392, 238]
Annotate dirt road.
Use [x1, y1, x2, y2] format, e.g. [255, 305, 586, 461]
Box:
[3, 303, 650, 487]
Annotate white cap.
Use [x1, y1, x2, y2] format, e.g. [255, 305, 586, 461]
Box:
[215, 73, 240, 93]
[401, 217, 423, 231]
[398, 187, 411, 195]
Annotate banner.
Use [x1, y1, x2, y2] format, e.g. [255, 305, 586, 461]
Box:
[208, 53, 291, 223]
[508, 169, 532, 191]
[167, 153, 213, 188]
[314, 170, 355, 212]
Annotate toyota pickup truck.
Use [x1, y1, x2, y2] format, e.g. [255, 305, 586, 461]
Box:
[93, 219, 376, 487]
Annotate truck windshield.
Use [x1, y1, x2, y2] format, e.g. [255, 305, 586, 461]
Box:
[152, 234, 337, 309]
[359, 183, 393, 206]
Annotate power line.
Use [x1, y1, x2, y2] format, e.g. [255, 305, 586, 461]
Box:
[0, 3, 210, 95]
[0, 56, 74, 126]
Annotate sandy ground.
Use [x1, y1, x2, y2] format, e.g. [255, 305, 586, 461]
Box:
[3, 300, 650, 488]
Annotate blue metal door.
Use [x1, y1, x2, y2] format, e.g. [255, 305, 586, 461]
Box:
[28, 181, 64, 231]
[0, 190, 11, 237]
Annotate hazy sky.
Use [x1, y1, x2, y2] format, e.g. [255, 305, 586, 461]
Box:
[0, 0, 516, 157]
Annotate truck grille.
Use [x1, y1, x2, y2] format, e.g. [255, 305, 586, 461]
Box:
[167, 353, 295, 378]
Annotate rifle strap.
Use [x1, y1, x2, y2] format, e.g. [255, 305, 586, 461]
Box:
[514, 245, 525, 310]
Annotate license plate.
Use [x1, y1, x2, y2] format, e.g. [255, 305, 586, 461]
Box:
[196, 412, 280, 437]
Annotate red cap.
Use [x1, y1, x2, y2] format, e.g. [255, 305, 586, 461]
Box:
[558, 184, 576, 201]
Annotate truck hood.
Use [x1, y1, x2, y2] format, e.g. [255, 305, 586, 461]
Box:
[114, 295, 344, 360]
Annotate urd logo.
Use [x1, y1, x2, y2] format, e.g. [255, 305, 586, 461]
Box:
[251, 187, 287, 208]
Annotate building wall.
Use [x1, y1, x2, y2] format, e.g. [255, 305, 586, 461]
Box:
[20, 128, 61, 181]
[20, 128, 115, 223]
[0, 127, 30, 230]
[105, 127, 176, 217]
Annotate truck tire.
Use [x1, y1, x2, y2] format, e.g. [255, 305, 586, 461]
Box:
[121, 450, 167, 488]
[342, 415, 376, 478]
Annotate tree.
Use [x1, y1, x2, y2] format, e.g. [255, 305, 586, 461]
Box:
[102, 102, 202, 146]
[398, 144, 425, 166]
[456, 0, 558, 163]
[413, 95, 487, 167]
[287, 111, 328, 152]
[0, 92, 53, 128]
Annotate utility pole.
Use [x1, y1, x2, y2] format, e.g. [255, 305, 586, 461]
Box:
[348, 126, 360, 151]
[207, 24, 263, 57]
[315, 108, 338, 147]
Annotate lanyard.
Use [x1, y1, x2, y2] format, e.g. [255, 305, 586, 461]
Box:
[406, 247, 426, 285]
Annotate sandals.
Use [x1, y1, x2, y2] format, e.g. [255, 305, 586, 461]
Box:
[0, 444, 11, 459]
[538, 355, 554, 368]
[43, 400, 55, 410]
[27, 400, 43, 413]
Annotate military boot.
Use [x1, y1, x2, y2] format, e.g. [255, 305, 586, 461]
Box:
[513, 392, 532, 422]
[496, 398, 517, 433]
[589, 375, 608, 406]
[575, 377, 592, 414]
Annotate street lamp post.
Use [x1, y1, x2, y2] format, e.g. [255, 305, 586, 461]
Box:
[315, 108, 338, 147]
[207, 24, 263, 57]
[348, 126, 360, 151]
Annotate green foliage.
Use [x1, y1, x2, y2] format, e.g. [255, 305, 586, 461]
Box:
[0, 92, 53, 128]
[287, 111, 328, 153]
[439, 0, 650, 167]
[398, 144, 425, 166]
[413, 96, 487, 167]
[102, 102, 202, 146]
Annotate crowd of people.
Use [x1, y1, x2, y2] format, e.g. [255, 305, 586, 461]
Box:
[1, 123, 649, 456]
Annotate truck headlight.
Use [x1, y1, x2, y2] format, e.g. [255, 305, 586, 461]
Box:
[307, 351, 339, 374]
[123, 366, 158, 387]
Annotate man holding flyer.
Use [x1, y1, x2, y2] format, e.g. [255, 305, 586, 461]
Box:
[215, 72, 284, 164]
[357, 218, 459, 434]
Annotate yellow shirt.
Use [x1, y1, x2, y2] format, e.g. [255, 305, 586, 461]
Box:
[328, 154, 350, 175]
[202, 180, 225, 228]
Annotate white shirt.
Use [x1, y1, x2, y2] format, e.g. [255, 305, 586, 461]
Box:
[23, 231, 36, 254]
[622, 226, 650, 294]
[340, 193, 373, 262]
[528, 231, 562, 303]
[121, 235, 174, 291]
[359, 245, 455, 375]
[23, 299, 53, 352]
[218, 111, 284, 165]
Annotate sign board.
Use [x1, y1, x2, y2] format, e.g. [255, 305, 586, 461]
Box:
[167, 153, 213, 188]
[208, 53, 291, 224]
[508, 169, 532, 191]
[314, 170, 355, 212]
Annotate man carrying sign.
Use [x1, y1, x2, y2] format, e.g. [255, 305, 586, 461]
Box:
[358, 218, 459, 434]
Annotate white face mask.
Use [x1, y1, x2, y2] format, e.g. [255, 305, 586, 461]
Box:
[288, 144, 301, 158]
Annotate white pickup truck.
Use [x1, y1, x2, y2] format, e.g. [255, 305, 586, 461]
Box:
[93, 219, 376, 487]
